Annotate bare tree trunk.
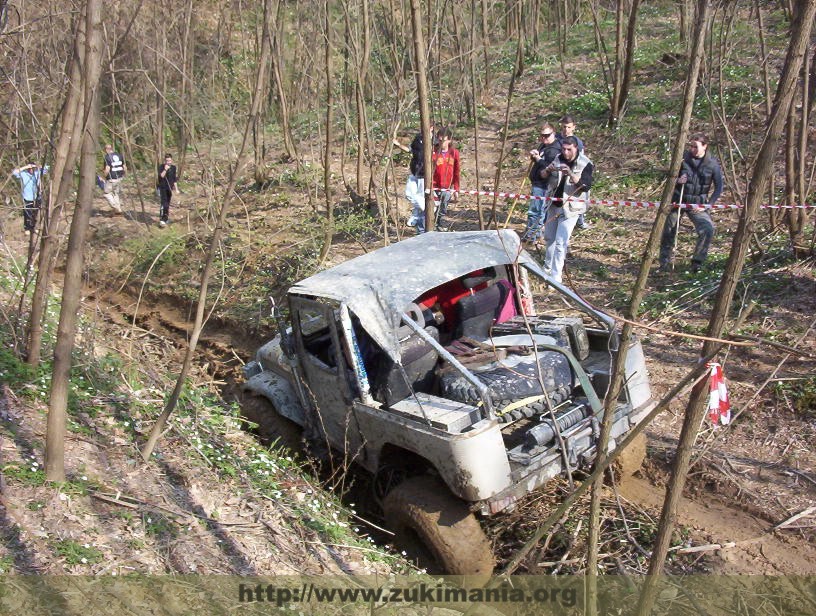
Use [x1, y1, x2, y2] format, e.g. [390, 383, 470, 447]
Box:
[635, 2, 816, 613]
[609, 0, 642, 126]
[756, 0, 780, 226]
[177, 0, 194, 178]
[355, 0, 371, 197]
[470, 0, 484, 229]
[586, 0, 713, 611]
[270, 0, 298, 162]
[45, 0, 103, 481]
[786, 46, 810, 256]
[155, 9, 167, 165]
[480, 0, 491, 97]
[141, 0, 273, 460]
[679, 0, 692, 48]
[27, 9, 86, 368]
[318, 3, 335, 264]
[408, 0, 434, 232]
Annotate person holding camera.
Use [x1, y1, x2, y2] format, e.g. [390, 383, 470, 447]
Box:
[540, 137, 593, 283]
[156, 153, 178, 227]
[11, 161, 48, 235]
[658, 133, 723, 273]
[523, 122, 561, 243]
[102, 144, 126, 213]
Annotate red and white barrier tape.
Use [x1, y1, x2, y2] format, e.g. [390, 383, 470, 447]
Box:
[707, 362, 731, 426]
[450, 188, 815, 210]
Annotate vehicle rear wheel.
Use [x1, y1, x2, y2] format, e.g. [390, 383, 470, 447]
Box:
[383, 475, 494, 586]
[614, 431, 647, 478]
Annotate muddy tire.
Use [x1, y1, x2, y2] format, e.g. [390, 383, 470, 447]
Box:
[614, 431, 647, 478]
[383, 475, 494, 585]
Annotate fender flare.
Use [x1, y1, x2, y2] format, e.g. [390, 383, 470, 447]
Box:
[242, 369, 306, 426]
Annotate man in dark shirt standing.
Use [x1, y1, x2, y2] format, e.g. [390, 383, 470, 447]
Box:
[523, 122, 561, 242]
[102, 144, 126, 213]
[156, 153, 178, 227]
[540, 137, 594, 283]
[659, 133, 723, 272]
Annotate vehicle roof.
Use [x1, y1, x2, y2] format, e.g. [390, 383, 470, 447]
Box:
[289, 230, 533, 358]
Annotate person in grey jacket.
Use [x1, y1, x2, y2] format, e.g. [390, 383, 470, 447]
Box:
[659, 133, 723, 272]
[540, 137, 594, 283]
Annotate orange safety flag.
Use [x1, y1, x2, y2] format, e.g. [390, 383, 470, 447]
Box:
[707, 362, 731, 425]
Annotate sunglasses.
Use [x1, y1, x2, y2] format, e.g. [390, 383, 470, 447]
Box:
[540, 132, 554, 138]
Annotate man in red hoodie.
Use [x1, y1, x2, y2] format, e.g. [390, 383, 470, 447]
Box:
[430, 126, 460, 232]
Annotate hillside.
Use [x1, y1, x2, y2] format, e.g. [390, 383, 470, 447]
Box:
[1, 0, 815, 606]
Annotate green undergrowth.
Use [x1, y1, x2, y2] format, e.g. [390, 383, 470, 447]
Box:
[637, 231, 806, 322]
[773, 376, 816, 418]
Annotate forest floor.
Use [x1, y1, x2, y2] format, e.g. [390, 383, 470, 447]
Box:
[1, 48, 815, 587]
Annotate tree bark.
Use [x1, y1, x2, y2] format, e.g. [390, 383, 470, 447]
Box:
[586, 0, 713, 610]
[609, 0, 641, 126]
[408, 0, 434, 232]
[318, 2, 335, 264]
[26, 9, 86, 368]
[45, 0, 104, 481]
[635, 2, 816, 613]
[141, 0, 273, 461]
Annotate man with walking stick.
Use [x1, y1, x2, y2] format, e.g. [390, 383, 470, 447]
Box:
[658, 133, 723, 273]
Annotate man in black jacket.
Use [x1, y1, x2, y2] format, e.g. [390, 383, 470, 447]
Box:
[156, 153, 178, 227]
[398, 124, 434, 232]
[523, 123, 561, 242]
[659, 133, 723, 272]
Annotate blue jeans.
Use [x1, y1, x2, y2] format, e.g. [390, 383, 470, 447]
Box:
[433, 190, 453, 230]
[543, 207, 579, 283]
[523, 186, 548, 240]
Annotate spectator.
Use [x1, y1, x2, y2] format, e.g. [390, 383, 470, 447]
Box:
[541, 137, 594, 283]
[101, 143, 126, 213]
[396, 123, 434, 231]
[523, 122, 561, 242]
[557, 114, 590, 229]
[659, 133, 723, 273]
[11, 161, 48, 235]
[156, 153, 178, 227]
[430, 126, 460, 232]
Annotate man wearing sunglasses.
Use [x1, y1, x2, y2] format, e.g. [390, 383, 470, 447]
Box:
[524, 123, 561, 243]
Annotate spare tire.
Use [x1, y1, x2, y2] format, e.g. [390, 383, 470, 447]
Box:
[440, 350, 573, 422]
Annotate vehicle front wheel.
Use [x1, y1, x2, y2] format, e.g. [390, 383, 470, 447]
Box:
[383, 475, 494, 585]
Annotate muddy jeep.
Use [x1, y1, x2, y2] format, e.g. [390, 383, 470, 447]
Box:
[243, 230, 654, 580]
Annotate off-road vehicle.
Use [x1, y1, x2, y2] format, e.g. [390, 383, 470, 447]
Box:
[243, 230, 654, 580]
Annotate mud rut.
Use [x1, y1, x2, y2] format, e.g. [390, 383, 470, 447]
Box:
[90, 285, 816, 575]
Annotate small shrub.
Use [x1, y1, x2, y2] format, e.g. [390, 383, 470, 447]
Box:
[53, 539, 103, 566]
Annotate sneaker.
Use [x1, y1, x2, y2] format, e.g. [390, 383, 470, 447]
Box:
[576, 220, 591, 230]
[407, 215, 417, 227]
[435, 224, 450, 232]
[112, 205, 122, 214]
[159, 220, 167, 227]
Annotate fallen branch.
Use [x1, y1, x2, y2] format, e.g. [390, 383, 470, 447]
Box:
[774, 506, 816, 530]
